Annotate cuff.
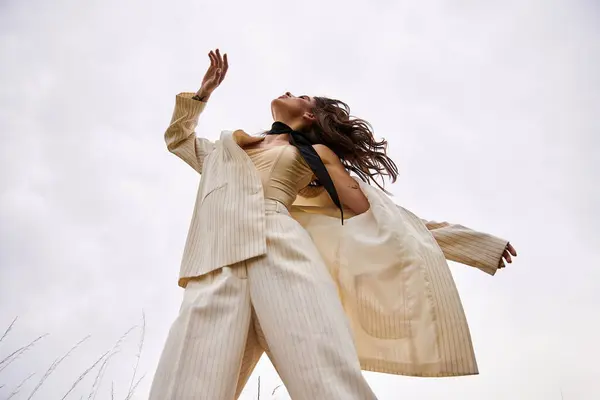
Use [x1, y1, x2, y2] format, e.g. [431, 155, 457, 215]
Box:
[483, 237, 510, 276]
[175, 92, 207, 119]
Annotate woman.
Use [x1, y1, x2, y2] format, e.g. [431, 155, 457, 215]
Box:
[150, 49, 517, 400]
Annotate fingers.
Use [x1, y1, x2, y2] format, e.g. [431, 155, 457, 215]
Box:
[215, 48, 222, 66]
[220, 52, 229, 83]
[507, 242, 517, 257]
[500, 242, 517, 269]
[502, 249, 512, 264]
[215, 49, 224, 76]
[208, 51, 217, 68]
[211, 48, 228, 84]
[209, 49, 227, 73]
[203, 48, 228, 90]
[208, 49, 223, 70]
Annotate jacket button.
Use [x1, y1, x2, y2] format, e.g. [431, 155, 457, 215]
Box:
[253, 187, 261, 194]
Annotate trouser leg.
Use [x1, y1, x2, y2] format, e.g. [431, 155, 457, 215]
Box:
[234, 308, 264, 399]
[149, 266, 251, 400]
[247, 211, 378, 400]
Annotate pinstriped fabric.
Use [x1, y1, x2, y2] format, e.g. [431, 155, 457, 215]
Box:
[422, 220, 508, 275]
[163, 91, 512, 379]
[233, 307, 268, 399]
[150, 200, 377, 400]
[165, 93, 268, 287]
[399, 208, 477, 376]
[164, 93, 214, 174]
[248, 201, 376, 399]
[291, 181, 483, 377]
[149, 266, 252, 399]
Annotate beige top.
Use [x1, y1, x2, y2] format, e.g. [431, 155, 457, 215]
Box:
[244, 144, 315, 209]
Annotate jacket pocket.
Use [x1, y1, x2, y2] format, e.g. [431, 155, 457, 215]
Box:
[201, 182, 228, 204]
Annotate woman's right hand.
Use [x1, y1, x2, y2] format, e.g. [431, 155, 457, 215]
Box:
[196, 48, 228, 101]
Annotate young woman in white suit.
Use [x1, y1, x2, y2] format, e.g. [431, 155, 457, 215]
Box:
[149, 48, 518, 400]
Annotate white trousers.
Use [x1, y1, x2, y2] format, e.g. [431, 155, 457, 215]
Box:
[149, 199, 377, 400]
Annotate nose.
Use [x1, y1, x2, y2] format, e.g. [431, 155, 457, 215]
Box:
[285, 92, 293, 97]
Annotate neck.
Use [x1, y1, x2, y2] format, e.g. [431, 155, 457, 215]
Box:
[274, 118, 304, 132]
[263, 132, 290, 144]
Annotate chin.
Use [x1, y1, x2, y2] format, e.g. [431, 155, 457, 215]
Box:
[271, 98, 283, 110]
[271, 98, 287, 115]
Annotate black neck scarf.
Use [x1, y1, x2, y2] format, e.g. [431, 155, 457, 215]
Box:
[266, 121, 344, 224]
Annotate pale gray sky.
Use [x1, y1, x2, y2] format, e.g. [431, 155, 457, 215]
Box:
[1, 0, 598, 399]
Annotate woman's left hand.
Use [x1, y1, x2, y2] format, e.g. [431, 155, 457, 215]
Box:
[499, 243, 517, 268]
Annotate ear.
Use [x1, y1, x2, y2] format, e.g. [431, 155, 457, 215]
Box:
[303, 111, 316, 123]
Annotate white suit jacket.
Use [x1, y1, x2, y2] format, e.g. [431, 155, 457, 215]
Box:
[165, 92, 509, 377]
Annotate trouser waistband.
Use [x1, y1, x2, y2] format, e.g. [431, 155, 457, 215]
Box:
[264, 199, 290, 215]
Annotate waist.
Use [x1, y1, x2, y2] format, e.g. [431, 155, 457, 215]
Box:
[264, 198, 291, 216]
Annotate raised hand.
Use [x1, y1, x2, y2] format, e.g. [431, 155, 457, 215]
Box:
[196, 48, 229, 100]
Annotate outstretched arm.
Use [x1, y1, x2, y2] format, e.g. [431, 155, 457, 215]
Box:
[164, 49, 229, 173]
[310, 144, 518, 275]
[422, 219, 517, 276]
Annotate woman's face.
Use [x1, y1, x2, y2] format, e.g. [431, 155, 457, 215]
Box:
[271, 92, 316, 127]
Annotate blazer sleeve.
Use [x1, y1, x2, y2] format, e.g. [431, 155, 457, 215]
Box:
[422, 219, 509, 276]
[164, 92, 215, 174]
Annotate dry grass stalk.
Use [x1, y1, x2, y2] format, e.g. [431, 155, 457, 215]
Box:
[6, 372, 35, 400]
[0, 316, 18, 344]
[1, 315, 147, 400]
[124, 311, 146, 400]
[27, 335, 91, 400]
[61, 324, 139, 399]
[59, 348, 110, 400]
[271, 384, 283, 396]
[0, 334, 49, 373]
[87, 350, 119, 400]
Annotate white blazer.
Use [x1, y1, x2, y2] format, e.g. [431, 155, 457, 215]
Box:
[165, 92, 510, 378]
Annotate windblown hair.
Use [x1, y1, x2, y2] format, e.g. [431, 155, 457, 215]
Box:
[305, 97, 398, 191]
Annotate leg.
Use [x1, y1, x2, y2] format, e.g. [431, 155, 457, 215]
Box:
[234, 311, 284, 399]
[247, 212, 378, 400]
[234, 308, 263, 399]
[149, 266, 252, 400]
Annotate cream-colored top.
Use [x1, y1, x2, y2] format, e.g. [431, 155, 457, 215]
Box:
[244, 144, 315, 209]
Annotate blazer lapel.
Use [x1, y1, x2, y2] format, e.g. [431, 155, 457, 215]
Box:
[220, 129, 265, 166]
[233, 129, 265, 147]
[216, 129, 262, 168]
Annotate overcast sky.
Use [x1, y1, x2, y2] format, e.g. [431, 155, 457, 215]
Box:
[1, 0, 599, 399]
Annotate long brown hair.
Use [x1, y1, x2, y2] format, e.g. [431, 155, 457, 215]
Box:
[305, 96, 398, 191]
